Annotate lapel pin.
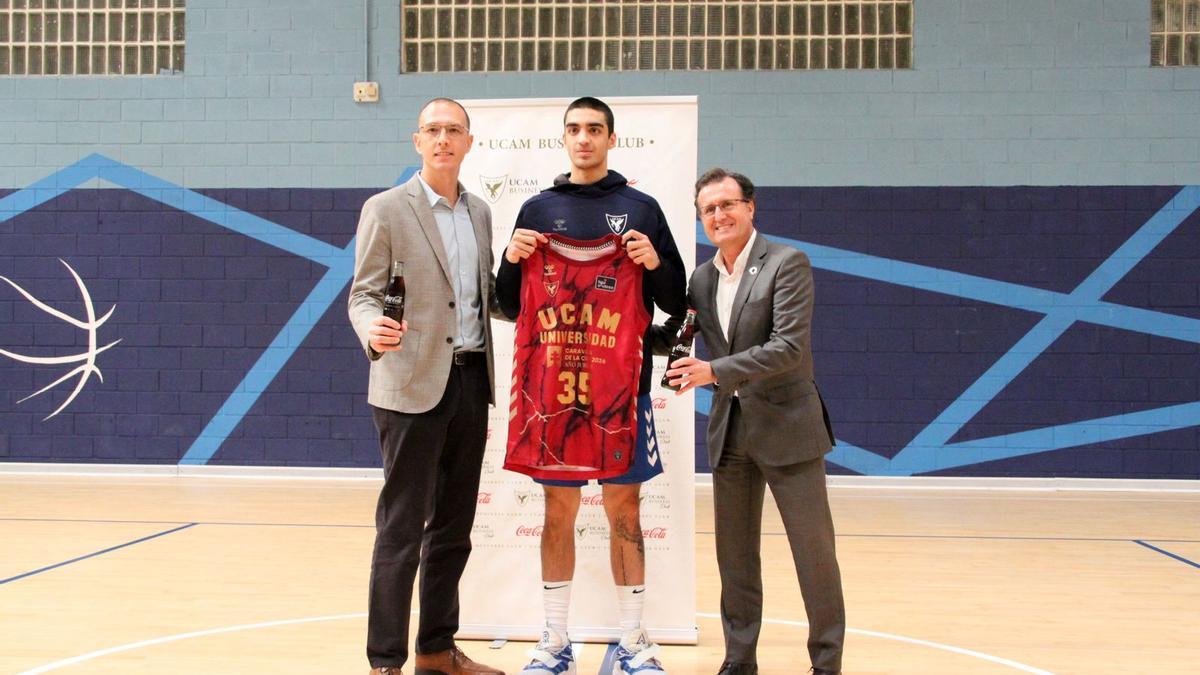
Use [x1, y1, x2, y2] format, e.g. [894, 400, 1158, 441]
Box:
[748, 266, 759, 275]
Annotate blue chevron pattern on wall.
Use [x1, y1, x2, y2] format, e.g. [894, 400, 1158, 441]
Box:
[692, 186, 1199, 478]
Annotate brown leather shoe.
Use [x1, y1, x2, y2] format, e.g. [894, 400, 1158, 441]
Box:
[369, 668, 403, 675]
[414, 646, 505, 675]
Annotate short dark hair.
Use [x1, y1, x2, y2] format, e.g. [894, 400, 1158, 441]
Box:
[419, 97, 471, 130]
[564, 96, 614, 134]
[694, 167, 755, 205]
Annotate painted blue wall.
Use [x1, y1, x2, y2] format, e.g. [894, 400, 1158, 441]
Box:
[1, 1, 1198, 477]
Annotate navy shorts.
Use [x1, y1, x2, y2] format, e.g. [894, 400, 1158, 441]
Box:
[536, 394, 665, 487]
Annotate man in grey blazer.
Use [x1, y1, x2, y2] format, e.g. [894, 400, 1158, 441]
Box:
[664, 168, 845, 675]
[348, 98, 505, 675]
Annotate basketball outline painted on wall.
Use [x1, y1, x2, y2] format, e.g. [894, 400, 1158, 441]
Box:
[0, 153, 361, 463]
[0, 259, 121, 421]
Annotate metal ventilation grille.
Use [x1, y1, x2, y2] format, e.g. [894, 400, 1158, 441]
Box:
[401, 1, 914, 73]
[0, 0, 185, 76]
[1152, 0, 1200, 66]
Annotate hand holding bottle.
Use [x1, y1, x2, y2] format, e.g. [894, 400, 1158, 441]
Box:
[369, 316, 408, 353]
[664, 356, 716, 395]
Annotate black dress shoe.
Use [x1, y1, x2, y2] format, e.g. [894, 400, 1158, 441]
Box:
[717, 663, 757, 675]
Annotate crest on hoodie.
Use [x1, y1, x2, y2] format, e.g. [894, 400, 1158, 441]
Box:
[605, 213, 628, 234]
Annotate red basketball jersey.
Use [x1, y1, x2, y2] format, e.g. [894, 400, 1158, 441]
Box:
[505, 234, 651, 480]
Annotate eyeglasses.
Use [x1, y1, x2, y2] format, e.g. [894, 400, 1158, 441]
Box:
[698, 198, 749, 218]
[419, 124, 468, 139]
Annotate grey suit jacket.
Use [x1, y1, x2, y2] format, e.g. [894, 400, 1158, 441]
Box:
[690, 233, 835, 468]
[348, 175, 499, 414]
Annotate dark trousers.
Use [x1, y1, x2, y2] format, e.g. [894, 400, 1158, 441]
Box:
[713, 399, 846, 672]
[367, 357, 489, 669]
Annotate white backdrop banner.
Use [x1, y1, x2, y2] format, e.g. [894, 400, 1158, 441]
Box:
[457, 96, 698, 644]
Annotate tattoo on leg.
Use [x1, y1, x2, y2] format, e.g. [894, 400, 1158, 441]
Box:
[614, 513, 645, 559]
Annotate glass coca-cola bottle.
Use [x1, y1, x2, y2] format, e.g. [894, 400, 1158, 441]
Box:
[661, 308, 698, 391]
[383, 261, 405, 325]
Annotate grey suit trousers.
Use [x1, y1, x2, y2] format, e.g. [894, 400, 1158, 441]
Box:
[714, 399, 846, 672]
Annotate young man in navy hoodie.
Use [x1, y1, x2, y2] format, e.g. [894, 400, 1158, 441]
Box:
[497, 97, 687, 675]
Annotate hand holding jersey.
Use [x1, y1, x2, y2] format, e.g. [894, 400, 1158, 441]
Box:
[621, 229, 661, 270]
[505, 228, 548, 264]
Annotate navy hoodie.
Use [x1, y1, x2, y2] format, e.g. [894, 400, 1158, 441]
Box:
[497, 170, 688, 396]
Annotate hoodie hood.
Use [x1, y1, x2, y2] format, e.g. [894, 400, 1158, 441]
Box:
[548, 170, 629, 198]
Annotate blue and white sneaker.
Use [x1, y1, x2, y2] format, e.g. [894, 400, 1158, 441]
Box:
[521, 626, 576, 675]
[612, 627, 666, 674]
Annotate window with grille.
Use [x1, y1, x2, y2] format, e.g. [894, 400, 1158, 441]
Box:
[1152, 0, 1200, 66]
[401, 1, 913, 73]
[0, 0, 185, 76]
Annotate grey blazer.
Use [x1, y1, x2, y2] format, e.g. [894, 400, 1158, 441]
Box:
[347, 175, 499, 414]
[690, 233, 835, 468]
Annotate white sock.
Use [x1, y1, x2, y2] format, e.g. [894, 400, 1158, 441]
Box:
[543, 580, 572, 641]
[616, 584, 645, 634]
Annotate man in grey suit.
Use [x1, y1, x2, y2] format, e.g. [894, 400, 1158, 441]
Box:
[348, 98, 505, 675]
[664, 168, 845, 675]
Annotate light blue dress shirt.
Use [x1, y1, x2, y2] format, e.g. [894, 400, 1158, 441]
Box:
[416, 173, 486, 351]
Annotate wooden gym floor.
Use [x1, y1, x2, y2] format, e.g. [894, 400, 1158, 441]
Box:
[0, 473, 1197, 674]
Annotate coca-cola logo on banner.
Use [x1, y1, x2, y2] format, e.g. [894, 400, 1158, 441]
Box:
[651, 397, 668, 410]
[515, 525, 544, 537]
[643, 527, 668, 540]
[579, 494, 604, 507]
[477, 492, 492, 505]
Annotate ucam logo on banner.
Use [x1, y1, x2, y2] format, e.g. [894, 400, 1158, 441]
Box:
[457, 96, 698, 644]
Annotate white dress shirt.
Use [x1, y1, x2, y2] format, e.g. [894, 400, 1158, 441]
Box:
[714, 228, 758, 341]
[416, 173, 485, 351]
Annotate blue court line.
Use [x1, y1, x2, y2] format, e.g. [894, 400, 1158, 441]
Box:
[597, 642, 618, 674]
[0, 522, 197, 585]
[1133, 540, 1200, 570]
